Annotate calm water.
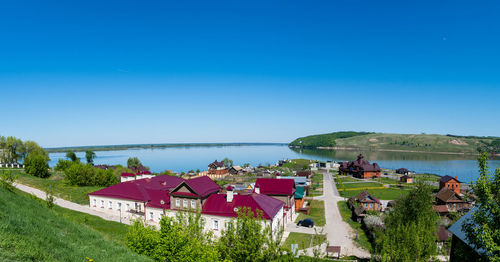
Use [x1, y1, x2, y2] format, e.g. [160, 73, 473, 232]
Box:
[48, 145, 499, 183]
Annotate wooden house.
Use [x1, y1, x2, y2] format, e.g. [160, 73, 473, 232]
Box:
[208, 160, 229, 176]
[400, 175, 413, 183]
[338, 154, 381, 179]
[435, 187, 468, 212]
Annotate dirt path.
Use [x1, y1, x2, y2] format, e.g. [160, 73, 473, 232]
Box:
[314, 172, 371, 258]
[14, 182, 134, 225]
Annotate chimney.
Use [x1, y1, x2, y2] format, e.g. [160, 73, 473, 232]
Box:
[226, 186, 234, 202]
[255, 185, 260, 194]
[455, 176, 458, 180]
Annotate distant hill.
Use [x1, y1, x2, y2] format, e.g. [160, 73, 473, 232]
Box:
[290, 132, 500, 155]
[0, 187, 151, 262]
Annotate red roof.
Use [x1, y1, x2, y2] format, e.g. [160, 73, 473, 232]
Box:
[255, 178, 295, 195]
[296, 171, 311, 177]
[201, 193, 284, 220]
[145, 190, 170, 209]
[176, 176, 220, 197]
[121, 172, 135, 177]
[89, 175, 184, 202]
[440, 175, 460, 183]
[433, 205, 449, 213]
[137, 170, 152, 175]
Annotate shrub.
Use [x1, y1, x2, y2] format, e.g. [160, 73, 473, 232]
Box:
[64, 163, 118, 186]
[0, 170, 16, 192]
[55, 159, 72, 171]
[24, 152, 50, 178]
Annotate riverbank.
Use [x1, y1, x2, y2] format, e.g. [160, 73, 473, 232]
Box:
[45, 142, 288, 153]
[299, 146, 500, 156]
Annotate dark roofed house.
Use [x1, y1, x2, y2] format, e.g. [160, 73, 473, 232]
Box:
[353, 206, 366, 222]
[208, 160, 229, 177]
[356, 190, 381, 211]
[448, 207, 488, 262]
[338, 154, 381, 179]
[400, 175, 413, 183]
[439, 175, 461, 195]
[396, 168, 409, 175]
[435, 187, 468, 212]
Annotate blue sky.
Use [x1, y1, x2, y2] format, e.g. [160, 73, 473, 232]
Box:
[1, 0, 499, 147]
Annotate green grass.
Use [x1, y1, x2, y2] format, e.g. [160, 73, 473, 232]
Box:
[295, 200, 325, 226]
[14, 170, 103, 204]
[283, 232, 327, 250]
[337, 200, 372, 252]
[414, 173, 442, 182]
[0, 187, 151, 262]
[340, 182, 382, 189]
[339, 188, 410, 200]
[335, 176, 361, 183]
[310, 173, 324, 196]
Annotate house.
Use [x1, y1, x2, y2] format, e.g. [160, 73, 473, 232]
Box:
[396, 168, 409, 175]
[435, 187, 468, 212]
[169, 176, 221, 211]
[352, 190, 382, 211]
[338, 154, 381, 179]
[400, 175, 413, 183]
[255, 178, 296, 222]
[201, 187, 285, 238]
[353, 206, 366, 222]
[448, 207, 488, 262]
[319, 161, 339, 170]
[208, 160, 229, 177]
[436, 226, 452, 252]
[228, 165, 243, 175]
[296, 170, 312, 178]
[88, 175, 184, 222]
[439, 175, 461, 195]
[432, 205, 450, 216]
[120, 170, 155, 182]
[120, 172, 136, 182]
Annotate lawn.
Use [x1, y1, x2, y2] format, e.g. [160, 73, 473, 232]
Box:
[337, 200, 372, 252]
[339, 187, 410, 200]
[0, 187, 151, 262]
[283, 232, 327, 250]
[334, 176, 362, 183]
[310, 173, 324, 196]
[414, 173, 442, 182]
[340, 182, 383, 190]
[377, 177, 400, 184]
[295, 200, 325, 226]
[14, 170, 103, 204]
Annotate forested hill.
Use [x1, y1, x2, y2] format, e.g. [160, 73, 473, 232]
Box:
[289, 132, 500, 154]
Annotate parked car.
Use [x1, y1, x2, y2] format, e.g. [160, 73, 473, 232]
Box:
[297, 218, 315, 228]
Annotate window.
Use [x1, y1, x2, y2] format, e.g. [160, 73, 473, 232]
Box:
[93, 199, 96, 206]
[101, 200, 104, 207]
[149, 212, 154, 221]
[117, 202, 121, 210]
[369, 203, 373, 208]
[191, 200, 196, 209]
[126, 203, 130, 211]
[183, 199, 188, 208]
[108, 201, 112, 209]
[175, 199, 180, 207]
[213, 220, 219, 230]
[364, 203, 368, 208]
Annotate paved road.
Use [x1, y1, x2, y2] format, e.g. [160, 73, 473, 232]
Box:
[314, 172, 371, 258]
[14, 182, 137, 225]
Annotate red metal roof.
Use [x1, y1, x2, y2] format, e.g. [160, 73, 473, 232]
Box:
[145, 190, 170, 209]
[137, 170, 152, 175]
[182, 176, 221, 197]
[121, 172, 135, 177]
[201, 193, 284, 220]
[255, 178, 295, 195]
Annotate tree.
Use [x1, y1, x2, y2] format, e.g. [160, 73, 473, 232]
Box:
[64, 162, 117, 186]
[462, 152, 500, 260]
[222, 157, 233, 168]
[85, 150, 96, 165]
[55, 159, 73, 171]
[66, 151, 79, 162]
[377, 182, 438, 261]
[126, 211, 219, 262]
[24, 152, 50, 178]
[218, 207, 287, 262]
[127, 157, 142, 169]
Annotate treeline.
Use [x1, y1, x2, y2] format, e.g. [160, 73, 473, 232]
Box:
[0, 136, 51, 178]
[289, 131, 372, 148]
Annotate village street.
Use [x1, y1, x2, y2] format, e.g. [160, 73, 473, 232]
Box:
[313, 171, 371, 258]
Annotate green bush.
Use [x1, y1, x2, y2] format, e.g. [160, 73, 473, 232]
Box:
[0, 170, 16, 192]
[64, 163, 117, 186]
[24, 152, 50, 178]
[54, 159, 72, 171]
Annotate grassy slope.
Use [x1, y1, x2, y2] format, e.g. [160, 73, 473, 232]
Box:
[0, 187, 151, 262]
[290, 132, 498, 154]
[283, 232, 327, 250]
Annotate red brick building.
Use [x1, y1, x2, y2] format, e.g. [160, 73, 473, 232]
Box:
[208, 160, 229, 175]
[439, 175, 461, 195]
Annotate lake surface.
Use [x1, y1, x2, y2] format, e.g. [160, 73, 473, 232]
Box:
[48, 145, 499, 183]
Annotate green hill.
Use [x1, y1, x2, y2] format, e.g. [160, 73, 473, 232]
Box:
[0, 187, 151, 262]
[290, 132, 500, 154]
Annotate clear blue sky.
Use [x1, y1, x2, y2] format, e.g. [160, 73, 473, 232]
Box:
[1, 1, 499, 147]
